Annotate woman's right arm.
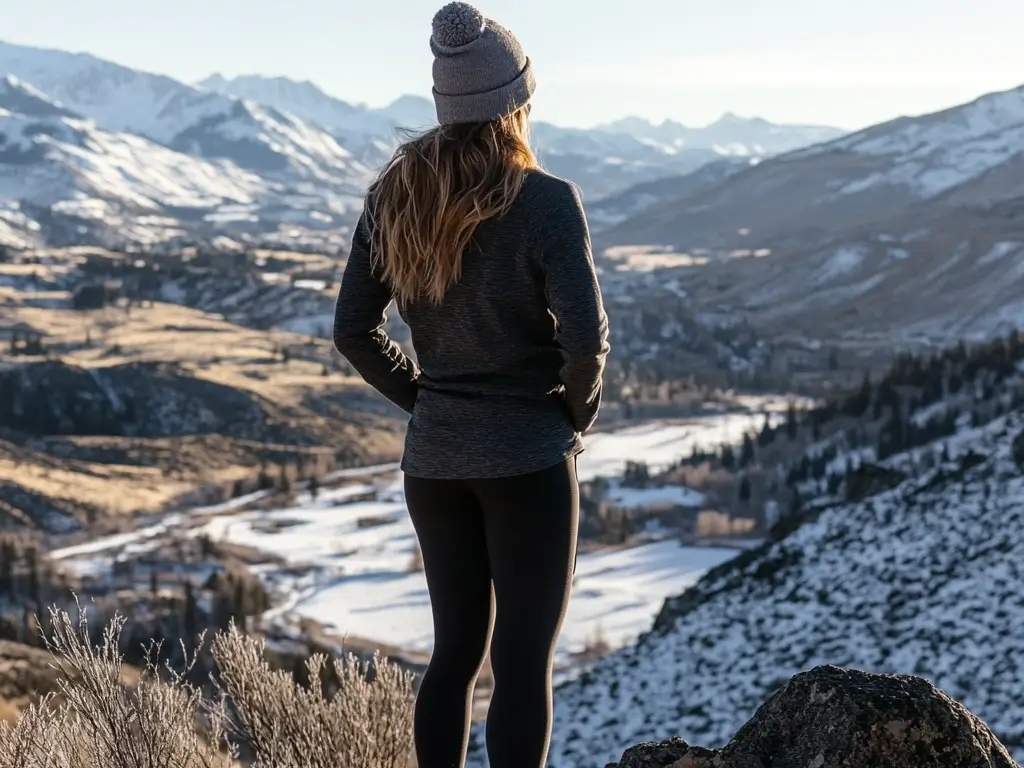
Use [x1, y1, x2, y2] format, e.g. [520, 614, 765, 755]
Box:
[540, 181, 610, 434]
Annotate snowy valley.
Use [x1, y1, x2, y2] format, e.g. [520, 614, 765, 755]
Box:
[46, 409, 784, 668]
[1, 29, 1024, 768]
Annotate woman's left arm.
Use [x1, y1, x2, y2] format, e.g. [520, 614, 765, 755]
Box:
[333, 210, 419, 414]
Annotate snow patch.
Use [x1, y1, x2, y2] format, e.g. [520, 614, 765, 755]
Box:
[815, 245, 867, 285]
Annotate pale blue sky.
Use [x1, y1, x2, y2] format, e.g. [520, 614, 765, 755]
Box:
[0, 0, 1018, 129]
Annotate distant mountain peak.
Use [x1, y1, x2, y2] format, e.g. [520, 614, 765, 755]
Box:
[197, 72, 228, 90]
[710, 110, 769, 127]
[592, 111, 845, 157]
[0, 73, 79, 119]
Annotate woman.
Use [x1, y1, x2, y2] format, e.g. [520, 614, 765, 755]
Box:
[333, 3, 609, 766]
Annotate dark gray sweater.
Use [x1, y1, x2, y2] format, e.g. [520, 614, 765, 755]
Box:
[333, 170, 610, 479]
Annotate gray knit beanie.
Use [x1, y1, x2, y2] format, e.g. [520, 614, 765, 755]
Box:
[429, 2, 535, 125]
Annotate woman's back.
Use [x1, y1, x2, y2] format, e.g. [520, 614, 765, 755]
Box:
[334, 168, 609, 478]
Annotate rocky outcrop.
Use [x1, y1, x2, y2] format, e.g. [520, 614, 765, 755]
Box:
[605, 666, 1020, 768]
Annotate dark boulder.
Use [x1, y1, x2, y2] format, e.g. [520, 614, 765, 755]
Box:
[608, 738, 690, 768]
[605, 666, 1019, 768]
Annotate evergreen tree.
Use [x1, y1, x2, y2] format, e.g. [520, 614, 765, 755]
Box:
[277, 464, 292, 493]
[850, 370, 872, 417]
[689, 443, 702, 466]
[785, 403, 798, 440]
[308, 473, 320, 501]
[0, 540, 14, 596]
[25, 547, 41, 608]
[738, 475, 752, 504]
[739, 433, 756, 468]
[798, 455, 812, 482]
[826, 473, 843, 496]
[720, 445, 736, 472]
[623, 461, 650, 488]
[198, 534, 215, 559]
[257, 461, 273, 490]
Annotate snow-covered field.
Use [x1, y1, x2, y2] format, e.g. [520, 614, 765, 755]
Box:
[194, 402, 787, 660]
[579, 396, 795, 481]
[198, 477, 734, 662]
[51, 405, 785, 661]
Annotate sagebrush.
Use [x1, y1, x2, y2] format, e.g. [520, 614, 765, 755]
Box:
[0, 605, 414, 768]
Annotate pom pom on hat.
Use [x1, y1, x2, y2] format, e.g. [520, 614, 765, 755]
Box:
[429, 1, 534, 124]
[432, 2, 486, 48]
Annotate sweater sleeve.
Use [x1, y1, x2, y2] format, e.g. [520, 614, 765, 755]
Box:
[539, 182, 610, 434]
[333, 209, 419, 414]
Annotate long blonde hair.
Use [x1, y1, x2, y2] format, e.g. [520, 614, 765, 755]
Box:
[367, 106, 538, 306]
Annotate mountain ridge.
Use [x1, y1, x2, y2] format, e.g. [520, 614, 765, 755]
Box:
[1, 37, 1019, 267]
[0, 38, 848, 248]
[200, 71, 845, 200]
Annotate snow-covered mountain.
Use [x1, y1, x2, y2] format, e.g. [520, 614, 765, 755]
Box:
[0, 42, 379, 247]
[465, 402, 1024, 766]
[197, 74, 434, 171]
[0, 76, 278, 247]
[6, 37, 1018, 257]
[603, 83, 1024, 249]
[0, 76, 263, 207]
[595, 82, 1024, 344]
[597, 112, 845, 157]
[199, 74, 436, 136]
[0, 40, 847, 248]
[0, 74, 77, 119]
[0, 42, 373, 189]
[198, 73, 845, 201]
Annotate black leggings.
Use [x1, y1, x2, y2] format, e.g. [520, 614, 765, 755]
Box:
[404, 458, 579, 768]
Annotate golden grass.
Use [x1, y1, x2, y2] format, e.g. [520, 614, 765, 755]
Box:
[1, 294, 405, 529]
[0, 608, 415, 768]
[0, 447, 186, 519]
